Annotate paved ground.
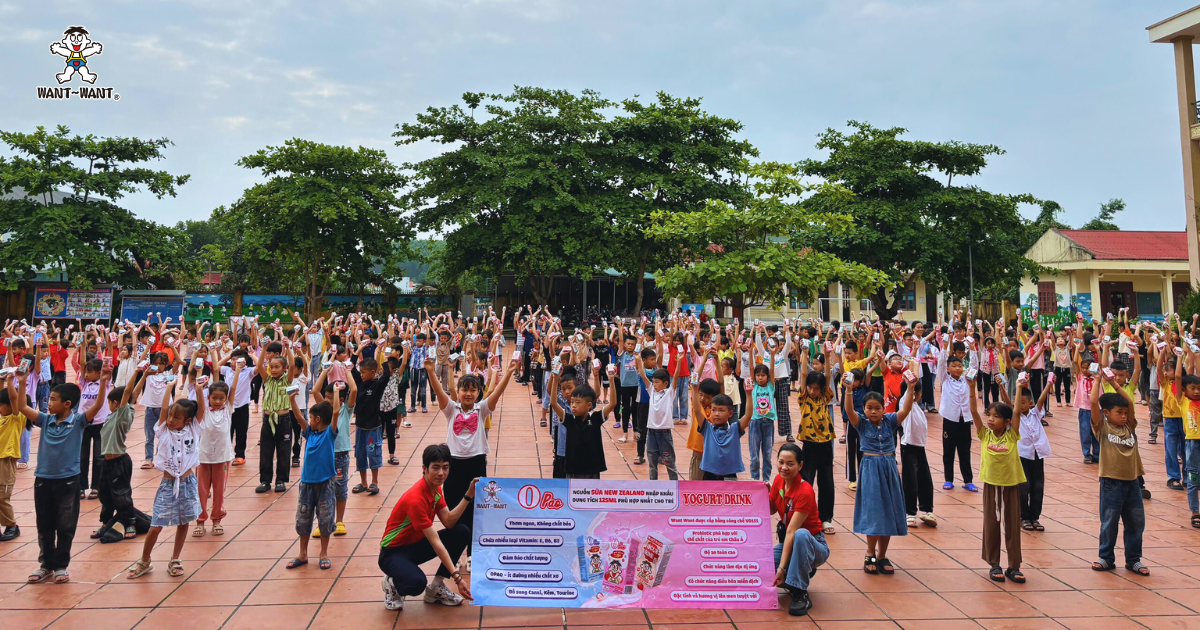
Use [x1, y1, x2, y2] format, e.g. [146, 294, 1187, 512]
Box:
[1, 376, 1198, 630]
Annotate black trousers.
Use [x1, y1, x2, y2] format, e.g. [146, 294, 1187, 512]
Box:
[799, 440, 835, 523]
[844, 422, 862, 483]
[1019, 456, 1045, 522]
[521, 349, 532, 382]
[636, 402, 649, 458]
[617, 385, 638, 432]
[97, 454, 136, 529]
[250, 373, 263, 404]
[901, 444, 934, 515]
[979, 373, 998, 408]
[78, 424, 103, 490]
[921, 364, 936, 408]
[34, 477, 80, 571]
[1053, 366, 1072, 404]
[1028, 368, 1047, 413]
[444, 454, 486, 557]
[531, 368, 544, 398]
[259, 412, 293, 484]
[384, 414, 397, 455]
[942, 420, 973, 484]
[231, 404, 250, 460]
[379, 524, 470, 596]
[291, 412, 304, 460]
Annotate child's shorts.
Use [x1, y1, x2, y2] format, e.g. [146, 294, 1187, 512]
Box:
[296, 478, 337, 537]
[151, 475, 200, 528]
[355, 427, 382, 472]
[334, 451, 350, 502]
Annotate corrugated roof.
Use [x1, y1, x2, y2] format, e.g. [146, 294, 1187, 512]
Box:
[1057, 229, 1189, 261]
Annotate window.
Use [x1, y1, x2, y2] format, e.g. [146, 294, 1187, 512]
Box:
[896, 283, 917, 311]
[1037, 281, 1057, 317]
[1136, 292, 1162, 317]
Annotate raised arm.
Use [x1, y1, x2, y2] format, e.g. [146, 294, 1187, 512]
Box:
[967, 376, 984, 434]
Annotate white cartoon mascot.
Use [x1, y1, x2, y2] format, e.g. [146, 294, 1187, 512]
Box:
[50, 26, 102, 84]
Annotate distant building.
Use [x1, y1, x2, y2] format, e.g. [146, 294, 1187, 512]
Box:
[1020, 229, 1190, 325]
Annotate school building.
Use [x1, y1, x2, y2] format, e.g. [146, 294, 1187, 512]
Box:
[1019, 229, 1191, 326]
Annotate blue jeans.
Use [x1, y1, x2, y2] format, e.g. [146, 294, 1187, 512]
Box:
[1078, 409, 1100, 460]
[144, 407, 161, 461]
[1165, 417, 1184, 482]
[1186, 440, 1200, 513]
[36, 382, 50, 413]
[672, 377, 689, 421]
[773, 530, 829, 591]
[19, 428, 30, 464]
[1098, 477, 1144, 566]
[748, 417, 775, 481]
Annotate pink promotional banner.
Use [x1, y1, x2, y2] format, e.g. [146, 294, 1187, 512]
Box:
[470, 478, 778, 609]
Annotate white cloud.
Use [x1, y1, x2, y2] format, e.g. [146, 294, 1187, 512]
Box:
[215, 115, 249, 130]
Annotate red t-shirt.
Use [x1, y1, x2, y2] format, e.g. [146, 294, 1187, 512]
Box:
[666, 344, 690, 377]
[770, 476, 822, 538]
[49, 345, 69, 372]
[381, 479, 446, 548]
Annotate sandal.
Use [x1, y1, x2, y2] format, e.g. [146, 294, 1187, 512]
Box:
[1022, 520, 1036, 532]
[141, 461, 154, 469]
[863, 556, 879, 574]
[1125, 561, 1150, 576]
[351, 484, 367, 494]
[1148, 437, 1157, 445]
[367, 484, 380, 495]
[54, 570, 70, 584]
[1191, 514, 1200, 529]
[1091, 559, 1115, 572]
[877, 558, 894, 575]
[319, 558, 332, 570]
[212, 522, 224, 536]
[167, 559, 184, 577]
[1005, 568, 1026, 583]
[28, 568, 52, 583]
[1033, 520, 1045, 532]
[193, 524, 205, 537]
[87, 490, 98, 500]
[286, 558, 308, 570]
[232, 457, 246, 466]
[124, 528, 138, 539]
[91, 528, 106, 539]
[127, 560, 153, 579]
[990, 566, 1006, 582]
[387, 456, 400, 465]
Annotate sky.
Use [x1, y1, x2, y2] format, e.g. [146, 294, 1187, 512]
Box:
[0, 0, 1193, 231]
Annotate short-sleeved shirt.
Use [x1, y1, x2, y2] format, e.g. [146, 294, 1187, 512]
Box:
[301, 425, 336, 483]
[1018, 407, 1052, 460]
[1185, 397, 1200, 441]
[978, 427, 1025, 487]
[49, 345, 68, 372]
[79, 379, 111, 426]
[142, 372, 171, 409]
[563, 411, 607, 475]
[33, 411, 88, 479]
[618, 352, 640, 388]
[381, 479, 446, 548]
[797, 390, 834, 442]
[750, 382, 776, 421]
[0, 413, 26, 459]
[101, 404, 136, 457]
[857, 413, 898, 455]
[646, 383, 675, 430]
[354, 367, 391, 431]
[443, 399, 491, 458]
[334, 404, 352, 453]
[686, 405, 710, 453]
[219, 366, 256, 409]
[698, 419, 745, 475]
[1163, 378, 1183, 418]
[770, 476, 822, 539]
[1094, 415, 1143, 480]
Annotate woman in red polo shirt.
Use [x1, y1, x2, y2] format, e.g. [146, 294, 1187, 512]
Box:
[378, 444, 475, 612]
[769, 443, 829, 617]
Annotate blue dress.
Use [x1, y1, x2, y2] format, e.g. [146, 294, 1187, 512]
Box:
[852, 412, 908, 537]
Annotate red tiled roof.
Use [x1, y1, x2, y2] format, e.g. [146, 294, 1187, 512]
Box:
[1057, 229, 1189, 261]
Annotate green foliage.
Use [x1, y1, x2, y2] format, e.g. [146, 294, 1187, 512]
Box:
[797, 121, 1038, 317]
[647, 161, 887, 318]
[211, 139, 410, 319]
[600, 93, 757, 312]
[1174, 287, 1200, 325]
[0, 125, 195, 290]
[1079, 197, 1124, 231]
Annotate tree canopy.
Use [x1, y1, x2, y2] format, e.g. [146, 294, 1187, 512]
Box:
[0, 125, 195, 290]
[211, 139, 410, 319]
[797, 121, 1037, 319]
[647, 162, 887, 320]
[1079, 197, 1124, 231]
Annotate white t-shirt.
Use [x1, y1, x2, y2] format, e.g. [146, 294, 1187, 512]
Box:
[901, 398, 927, 447]
[79, 379, 111, 426]
[154, 421, 202, 495]
[646, 384, 676, 430]
[143, 372, 172, 409]
[1018, 407, 1053, 460]
[443, 399, 492, 458]
[219, 366, 256, 409]
[198, 406, 234, 464]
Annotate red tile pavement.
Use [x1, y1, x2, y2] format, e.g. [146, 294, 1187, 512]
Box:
[0, 376, 1196, 629]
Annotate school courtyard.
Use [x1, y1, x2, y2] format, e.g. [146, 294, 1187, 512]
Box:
[0, 379, 1196, 630]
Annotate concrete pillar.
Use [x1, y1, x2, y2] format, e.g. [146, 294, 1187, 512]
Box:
[1164, 272, 1177, 315]
[1089, 270, 1102, 321]
[1173, 37, 1200, 288]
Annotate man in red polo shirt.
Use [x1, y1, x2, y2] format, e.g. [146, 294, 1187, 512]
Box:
[379, 444, 475, 612]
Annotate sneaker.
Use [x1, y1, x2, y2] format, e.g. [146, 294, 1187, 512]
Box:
[787, 588, 812, 616]
[424, 582, 464, 606]
[382, 576, 404, 611]
[0, 525, 19, 541]
[1083, 456, 1094, 465]
[255, 483, 271, 494]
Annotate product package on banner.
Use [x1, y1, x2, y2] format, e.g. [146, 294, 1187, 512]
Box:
[471, 478, 777, 609]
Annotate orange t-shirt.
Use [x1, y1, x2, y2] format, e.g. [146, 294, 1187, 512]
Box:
[687, 404, 711, 453]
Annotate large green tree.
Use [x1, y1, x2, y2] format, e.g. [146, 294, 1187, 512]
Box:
[212, 139, 410, 320]
[647, 162, 887, 320]
[601, 93, 757, 314]
[1079, 197, 1124, 231]
[798, 121, 1037, 319]
[0, 125, 195, 290]
[396, 87, 615, 306]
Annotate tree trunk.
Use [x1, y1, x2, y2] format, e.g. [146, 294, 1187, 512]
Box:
[872, 287, 899, 322]
[633, 244, 649, 316]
